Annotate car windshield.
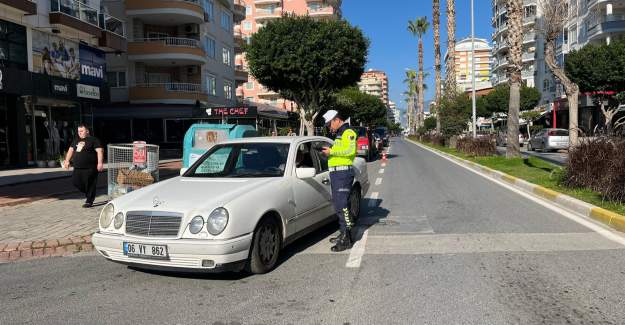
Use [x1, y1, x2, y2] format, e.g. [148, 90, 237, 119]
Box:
[374, 128, 387, 137]
[185, 143, 290, 178]
[353, 127, 367, 137]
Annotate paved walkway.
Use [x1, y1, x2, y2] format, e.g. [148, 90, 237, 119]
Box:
[0, 161, 181, 263]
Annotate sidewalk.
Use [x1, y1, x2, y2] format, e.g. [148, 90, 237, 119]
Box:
[0, 160, 182, 207]
[0, 160, 182, 263]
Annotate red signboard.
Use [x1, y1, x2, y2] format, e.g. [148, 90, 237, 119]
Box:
[208, 106, 258, 117]
[133, 141, 147, 164]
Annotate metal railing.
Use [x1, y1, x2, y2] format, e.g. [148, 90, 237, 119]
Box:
[51, 0, 99, 27]
[99, 13, 126, 38]
[135, 83, 205, 93]
[133, 37, 200, 48]
[308, 7, 334, 15]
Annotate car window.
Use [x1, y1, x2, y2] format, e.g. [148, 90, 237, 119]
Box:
[353, 127, 367, 137]
[187, 143, 289, 177]
[313, 141, 331, 173]
[295, 142, 315, 169]
[555, 130, 569, 136]
[194, 146, 233, 174]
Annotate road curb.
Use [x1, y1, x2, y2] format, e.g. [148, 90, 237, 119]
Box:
[407, 139, 625, 233]
[0, 235, 94, 263]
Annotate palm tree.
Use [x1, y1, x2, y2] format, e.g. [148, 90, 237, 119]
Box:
[403, 69, 417, 133]
[408, 17, 430, 129]
[433, 0, 442, 134]
[505, 0, 523, 158]
[445, 0, 456, 96]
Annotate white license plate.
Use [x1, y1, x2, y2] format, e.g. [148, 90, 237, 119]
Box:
[123, 242, 169, 260]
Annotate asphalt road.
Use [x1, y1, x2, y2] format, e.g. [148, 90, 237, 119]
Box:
[3, 138, 625, 324]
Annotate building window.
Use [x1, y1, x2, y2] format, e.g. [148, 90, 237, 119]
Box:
[245, 82, 254, 90]
[221, 12, 232, 31]
[245, 5, 252, 16]
[224, 81, 233, 100]
[243, 21, 252, 31]
[107, 71, 127, 87]
[203, 36, 216, 58]
[207, 75, 216, 96]
[204, 0, 214, 21]
[0, 20, 27, 70]
[222, 48, 231, 66]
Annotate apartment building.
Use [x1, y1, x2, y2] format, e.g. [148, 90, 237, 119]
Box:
[490, 0, 543, 92]
[0, 0, 126, 167]
[95, 0, 244, 147]
[388, 100, 400, 124]
[236, 0, 341, 111]
[447, 37, 492, 93]
[358, 69, 389, 106]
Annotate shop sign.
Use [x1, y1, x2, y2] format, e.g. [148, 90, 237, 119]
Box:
[206, 106, 257, 118]
[79, 44, 105, 85]
[77, 83, 100, 99]
[51, 80, 70, 95]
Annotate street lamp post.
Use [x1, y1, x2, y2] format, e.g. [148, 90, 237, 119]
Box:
[471, 0, 477, 138]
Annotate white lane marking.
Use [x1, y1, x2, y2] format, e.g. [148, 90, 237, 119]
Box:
[381, 163, 387, 167]
[375, 178, 383, 186]
[379, 169, 385, 174]
[410, 141, 625, 248]
[368, 192, 379, 207]
[346, 227, 369, 268]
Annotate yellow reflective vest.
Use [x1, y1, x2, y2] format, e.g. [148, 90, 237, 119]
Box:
[329, 124, 357, 167]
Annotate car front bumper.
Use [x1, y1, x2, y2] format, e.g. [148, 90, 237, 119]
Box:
[92, 232, 253, 272]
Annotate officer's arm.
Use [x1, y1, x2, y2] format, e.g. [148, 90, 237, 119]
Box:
[330, 129, 357, 157]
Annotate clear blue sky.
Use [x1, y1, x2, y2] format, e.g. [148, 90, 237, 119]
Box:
[343, 0, 493, 113]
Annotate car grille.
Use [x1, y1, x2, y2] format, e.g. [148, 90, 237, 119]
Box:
[125, 212, 182, 237]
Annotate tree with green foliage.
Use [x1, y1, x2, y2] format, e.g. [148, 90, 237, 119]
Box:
[333, 87, 388, 128]
[408, 17, 430, 129]
[478, 84, 541, 117]
[439, 92, 471, 136]
[417, 116, 437, 134]
[565, 39, 625, 135]
[246, 15, 368, 135]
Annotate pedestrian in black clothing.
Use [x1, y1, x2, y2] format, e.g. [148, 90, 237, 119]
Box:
[62, 124, 104, 208]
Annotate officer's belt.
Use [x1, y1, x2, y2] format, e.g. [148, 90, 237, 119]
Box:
[329, 166, 353, 172]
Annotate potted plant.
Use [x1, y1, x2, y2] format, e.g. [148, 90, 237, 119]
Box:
[59, 153, 66, 168]
[36, 153, 47, 168]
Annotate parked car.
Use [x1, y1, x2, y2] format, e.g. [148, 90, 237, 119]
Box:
[374, 127, 390, 146]
[527, 128, 569, 152]
[353, 126, 377, 161]
[496, 132, 526, 147]
[92, 137, 370, 274]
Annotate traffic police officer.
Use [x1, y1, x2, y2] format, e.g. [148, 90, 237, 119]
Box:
[321, 110, 357, 252]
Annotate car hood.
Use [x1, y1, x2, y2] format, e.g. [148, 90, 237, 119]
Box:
[112, 176, 281, 215]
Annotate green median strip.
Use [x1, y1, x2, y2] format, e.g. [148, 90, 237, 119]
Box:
[409, 137, 625, 217]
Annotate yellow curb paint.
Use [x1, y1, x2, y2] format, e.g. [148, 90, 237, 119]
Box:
[590, 207, 617, 226]
[533, 186, 561, 201]
[501, 174, 518, 184]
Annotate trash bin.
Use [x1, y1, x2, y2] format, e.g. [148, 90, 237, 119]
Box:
[107, 142, 159, 198]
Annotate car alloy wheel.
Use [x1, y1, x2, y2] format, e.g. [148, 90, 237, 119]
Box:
[246, 217, 281, 274]
[349, 188, 361, 222]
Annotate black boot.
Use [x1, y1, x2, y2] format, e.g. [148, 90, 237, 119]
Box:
[329, 235, 339, 243]
[331, 232, 353, 252]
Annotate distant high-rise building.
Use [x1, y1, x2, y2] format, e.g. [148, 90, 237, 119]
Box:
[446, 37, 493, 93]
[358, 69, 389, 106]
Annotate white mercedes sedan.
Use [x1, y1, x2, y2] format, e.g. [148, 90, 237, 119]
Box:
[92, 136, 369, 274]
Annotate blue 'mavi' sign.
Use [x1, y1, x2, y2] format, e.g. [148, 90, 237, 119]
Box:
[79, 44, 105, 86]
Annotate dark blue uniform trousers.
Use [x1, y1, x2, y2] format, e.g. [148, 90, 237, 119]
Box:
[329, 169, 355, 233]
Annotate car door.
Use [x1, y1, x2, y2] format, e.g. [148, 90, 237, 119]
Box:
[311, 140, 335, 219]
[290, 141, 333, 232]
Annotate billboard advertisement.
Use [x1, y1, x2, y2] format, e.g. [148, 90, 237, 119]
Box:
[79, 44, 105, 86]
[32, 30, 80, 80]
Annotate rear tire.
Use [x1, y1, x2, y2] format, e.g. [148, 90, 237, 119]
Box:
[245, 217, 281, 274]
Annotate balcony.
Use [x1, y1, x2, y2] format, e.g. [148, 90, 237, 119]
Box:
[235, 66, 249, 83]
[308, 6, 337, 18]
[98, 13, 127, 52]
[588, 14, 625, 42]
[0, 0, 36, 15]
[233, 0, 245, 22]
[255, 9, 282, 21]
[128, 37, 206, 65]
[129, 83, 207, 104]
[50, 0, 101, 36]
[522, 52, 535, 62]
[234, 31, 245, 53]
[125, 0, 204, 25]
[257, 86, 279, 98]
[255, 0, 281, 4]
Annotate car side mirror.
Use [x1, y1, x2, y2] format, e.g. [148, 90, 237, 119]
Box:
[295, 167, 316, 179]
[180, 167, 188, 176]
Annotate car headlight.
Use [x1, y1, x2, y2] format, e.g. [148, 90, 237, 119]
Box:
[206, 208, 228, 235]
[113, 212, 124, 229]
[99, 203, 115, 229]
[189, 216, 204, 234]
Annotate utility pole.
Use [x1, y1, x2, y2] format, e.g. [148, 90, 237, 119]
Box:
[471, 0, 477, 138]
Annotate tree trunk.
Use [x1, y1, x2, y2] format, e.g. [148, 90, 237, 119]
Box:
[418, 37, 425, 129]
[506, 0, 523, 158]
[544, 37, 580, 147]
[433, 0, 442, 134]
[600, 102, 617, 136]
[445, 0, 456, 96]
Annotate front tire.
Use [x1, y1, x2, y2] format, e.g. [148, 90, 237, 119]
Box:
[245, 217, 281, 274]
